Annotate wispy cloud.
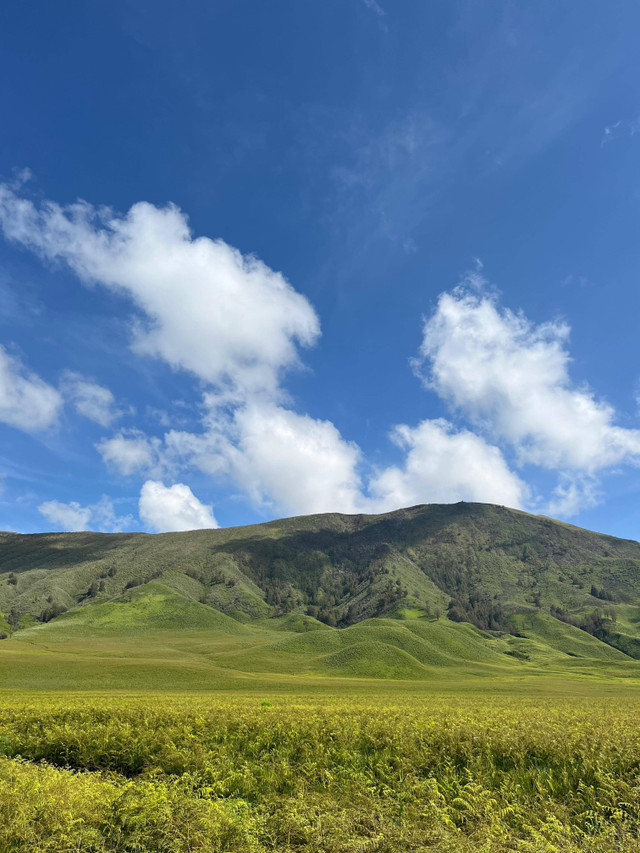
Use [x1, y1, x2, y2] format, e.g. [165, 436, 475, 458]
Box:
[60, 371, 126, 427]
[317, 110, 446, 269]
[0, 274, 43, 325]
[361, 0, 387, 32]
[601, 116, 640, 146]
[560, 273, 590, 288]
[39, 494, 133, 532]
[0, 345, 62, 432]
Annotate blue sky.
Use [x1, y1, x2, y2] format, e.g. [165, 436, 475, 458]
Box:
[1, 0, 640, 538]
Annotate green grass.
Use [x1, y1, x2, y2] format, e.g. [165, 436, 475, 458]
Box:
[2, 579, 640, 691]
[3, 500, 640, 682]
[20, 582, 249, 638]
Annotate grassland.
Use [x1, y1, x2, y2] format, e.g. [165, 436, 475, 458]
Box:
[3, 592, 640, 851]
[3, 688, 640, 852]
[2, 578, 639, 693]
[3, 503, 640, 849]
[4, 501, 640, 683]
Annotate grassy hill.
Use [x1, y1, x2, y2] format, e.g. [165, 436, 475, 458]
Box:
[2, 501, 640, 686]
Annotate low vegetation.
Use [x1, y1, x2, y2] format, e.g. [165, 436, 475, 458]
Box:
[2, 503, 640, 849]
[3, 503, 640, 658]
[2, 691, 640, 852]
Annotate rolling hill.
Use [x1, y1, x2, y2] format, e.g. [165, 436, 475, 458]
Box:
[2, 501, 640, 686]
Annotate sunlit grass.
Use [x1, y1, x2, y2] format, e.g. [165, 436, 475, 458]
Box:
[2, 689, 640, 851]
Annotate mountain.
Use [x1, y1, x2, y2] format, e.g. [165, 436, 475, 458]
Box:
[2, 502, 640, 684]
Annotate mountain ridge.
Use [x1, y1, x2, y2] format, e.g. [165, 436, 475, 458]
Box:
[2, 501, 640, 681]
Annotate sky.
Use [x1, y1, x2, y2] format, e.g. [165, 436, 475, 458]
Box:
[1, 1, 640, 538]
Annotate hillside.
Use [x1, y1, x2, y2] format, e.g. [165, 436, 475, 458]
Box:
[2, 501, 640, 684]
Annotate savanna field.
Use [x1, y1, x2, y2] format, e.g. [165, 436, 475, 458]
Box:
[3, 685, 640, 853]
[4, 505, 640, 851]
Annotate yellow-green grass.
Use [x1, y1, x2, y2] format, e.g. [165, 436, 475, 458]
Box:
[3, 575, 640, 850]
[3, 689, 640, 851]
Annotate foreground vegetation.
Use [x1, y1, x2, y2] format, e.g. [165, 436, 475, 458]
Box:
[2, 690, 640, 852]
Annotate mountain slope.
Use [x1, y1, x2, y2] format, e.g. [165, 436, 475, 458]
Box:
[2, 502, 640, 680]
[18, 582, 250, 639]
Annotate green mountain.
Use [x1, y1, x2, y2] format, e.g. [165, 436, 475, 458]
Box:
[2, 501, 640, 685]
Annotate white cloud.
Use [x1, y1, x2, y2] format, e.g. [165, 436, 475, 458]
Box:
[61, 371, 122, 427]
[145, 406, 172, 427]
[156, 403, 527, 518]
[0, 184, 320, 400]
[2, 181, 445, 521]
[5, 180, 625, 523]
[601, 117, 640, 146]
[139, 403, 367, 517]
[138, 480, 217, 532]
[39, 500, 91, 531]
[38, 495, 132, 532]
[228, 403, 365, 515]
[546, 474, 600, 518]
[0, 345, 62, 432]
[416, 286, 640, 473]
[370, 418, 527, 510]
[97, 430, 161, 476]
[91, 495, 135, 532]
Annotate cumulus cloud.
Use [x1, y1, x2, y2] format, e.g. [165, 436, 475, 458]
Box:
[0, 345, 62, 431]
[126, 403, 366, 517]
[138, 480, 217, 532]
[60, 371, 122, 427]
[146, 403, 526, 518]
[416, 286, 640, 473]
[224, 406, 525, 516]
[0, 183, 320, 399]
[370, 419, 527, 510]
[6, 179, 622, 522]
[227, 403, 366, 515]
[39, 500, 91, 531]
[2, 180, 526, 519]
[97, 430, 161, 476]
[38, 495, 133, 532]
